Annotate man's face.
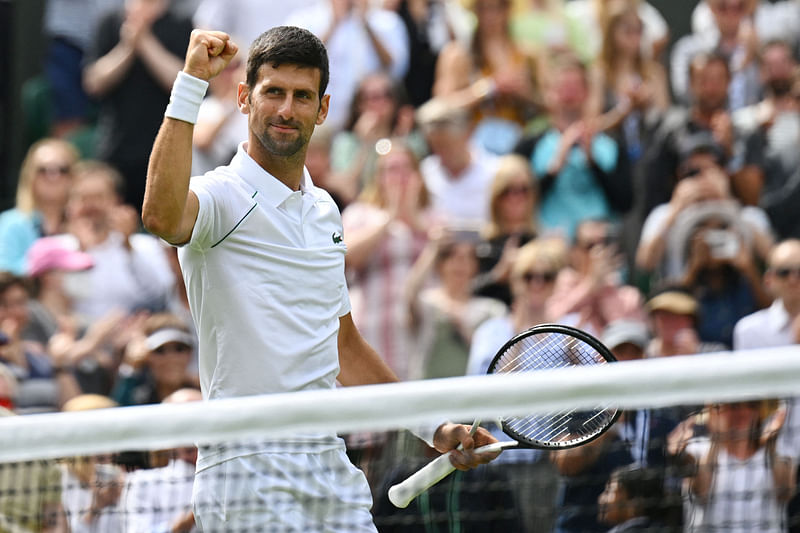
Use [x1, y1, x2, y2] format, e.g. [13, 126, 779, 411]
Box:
[238, 63, 329, 159]
[67, 174, 116, 226]
[691, 61, 730, 113]
[766, 242, 800, 302]
[762, 44, 796, 96]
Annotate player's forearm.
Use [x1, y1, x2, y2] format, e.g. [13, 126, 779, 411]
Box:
[142, 118, 195, 243]
[337, 313, 398, 386]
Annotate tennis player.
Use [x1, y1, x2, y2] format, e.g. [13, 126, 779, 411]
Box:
[142, 26, 498, 531]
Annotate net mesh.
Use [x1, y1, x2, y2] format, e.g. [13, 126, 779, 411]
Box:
[0, 346, 799, 533]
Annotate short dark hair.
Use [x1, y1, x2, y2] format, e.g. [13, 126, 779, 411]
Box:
[246, 26, 329, 99]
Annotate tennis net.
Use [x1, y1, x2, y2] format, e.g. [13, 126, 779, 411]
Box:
[1, 346, 799, 532]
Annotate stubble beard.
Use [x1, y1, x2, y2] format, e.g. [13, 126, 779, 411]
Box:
[256, 126, 307, 158]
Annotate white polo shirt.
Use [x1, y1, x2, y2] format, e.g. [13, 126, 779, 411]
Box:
[179, 143, 350, 468]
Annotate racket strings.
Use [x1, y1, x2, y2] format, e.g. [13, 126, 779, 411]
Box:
[490, 331, 617, 446]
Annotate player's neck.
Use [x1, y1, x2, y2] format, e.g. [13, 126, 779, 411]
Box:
[248, 143, 307, 191]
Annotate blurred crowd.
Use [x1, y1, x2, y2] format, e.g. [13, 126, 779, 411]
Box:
[3, 0, 800, 531]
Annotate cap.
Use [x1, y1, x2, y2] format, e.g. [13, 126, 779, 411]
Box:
[145, 328, 194, 351]
[601, 320, 650, 350]
[646, 290, 699, 317]
[26, 237, 93, 277]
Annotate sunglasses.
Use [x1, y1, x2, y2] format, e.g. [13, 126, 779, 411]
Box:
[522, 271, 557, 284]
[772, 266, 800, 280]
[578, 236, 614, 251]
[152, 343, 192, 355]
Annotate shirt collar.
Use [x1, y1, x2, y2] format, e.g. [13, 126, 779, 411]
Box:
[229, 142, 320, 208]
[768, 299, 792, 330]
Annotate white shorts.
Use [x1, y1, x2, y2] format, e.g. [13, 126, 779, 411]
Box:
[193, 449, 377, 532]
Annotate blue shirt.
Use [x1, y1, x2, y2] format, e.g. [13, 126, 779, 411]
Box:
[531, 129, 618, 239]
[0, 208, 42, 275]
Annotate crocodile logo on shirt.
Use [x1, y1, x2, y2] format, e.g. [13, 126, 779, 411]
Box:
[332, 231, 343, 244]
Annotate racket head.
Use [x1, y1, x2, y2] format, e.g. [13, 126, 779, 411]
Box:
[487, 323, 620, 449]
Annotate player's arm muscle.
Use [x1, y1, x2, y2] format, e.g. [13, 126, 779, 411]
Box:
[337, 313, 398, 387]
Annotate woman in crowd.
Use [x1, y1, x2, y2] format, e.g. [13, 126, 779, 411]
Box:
[111, 313, 197, 406]
[331, 72, 425, 199]
[473, 153, 539, 307]
[668, 399, 795, 532]
[405, 231, 506, 379]
[0, 138, 79, 275]
[433, 0, 543, 154]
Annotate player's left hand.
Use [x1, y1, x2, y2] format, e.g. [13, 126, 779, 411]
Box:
[433, 422, 500, 471]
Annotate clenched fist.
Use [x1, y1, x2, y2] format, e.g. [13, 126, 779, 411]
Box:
[183, 30, 239, 82]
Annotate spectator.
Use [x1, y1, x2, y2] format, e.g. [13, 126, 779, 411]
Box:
[598, 464, 669, 532]
[530, 53, 629, 241]
[670, 0, 761, 112]
[510, 0, 592, 63]
[82, 0, 193, 209]
[564, 0, 669, 61]
[588, 5, 669, 164]
[305, 126, 351, 211]
[547, 218, 644, 336]
[736, 41, 800, 240]
[0, 272, 81, 413]
[432, 0, 543, 155]
[668, 399, 794, 532]
[191, 53, 247, 176]
[467, 238, 566, 533]
[59, 394, 126, 533]
[405, 231, 506, 379]
[733, 238, 800, 350]
[122, 387, 201, 533]
[0, 402, 66, 532]
[192, 0, 320, 51]
[681, 215, 770, 348]
[59, 160, 174, 324]
[23, 236, 94, 347]
[473, 154, 539, 306]
[111, 313, 197, 406]
[0, 138, 79, 275]
[642, 51, 764, 212]
[636, 131, 774, 285]
[691, 0, 800, 60]
[342, 138, 432, 381]
[286, 0, 410, 131]
[389, 0, 473, 107]
[416, 98, 500, 229]
[330, 71, 424, 196]
[644, 286, 727, 358]
[41, 0, 123, 139]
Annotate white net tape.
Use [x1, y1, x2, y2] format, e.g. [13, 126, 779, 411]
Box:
[1, 346, 799, 463]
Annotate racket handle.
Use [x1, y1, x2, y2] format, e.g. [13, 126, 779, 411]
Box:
[388, 452, 456, 508]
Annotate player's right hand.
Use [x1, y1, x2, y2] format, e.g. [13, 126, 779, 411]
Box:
[183, 30, 239, 82]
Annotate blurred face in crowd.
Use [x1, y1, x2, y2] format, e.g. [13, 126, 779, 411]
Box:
[436, 241, 479, 289]
[148, 341, 193, 391]
[610, 342, 644, 362]
[612, 12, 643, 58]
[496, 172, 535, 229]
[0, 282, 30, 330]
[547, 64, 588, 117]
[511, 256, 558, 310]
[761, 42, 797, 97]
[67, 171, 119, 229]
[650, 310, 695, 345]
[766, 240, 800, 305]
[356, 74, 397, 126]
[474, 0, 511, 33]
[709, 0, 747, 38]
[598, 474, 628, 525]
[572, 220, 615, 272]
[711, 400, 761, 440]
[31, 144, 75, 209]
[689, 57, 730, 113]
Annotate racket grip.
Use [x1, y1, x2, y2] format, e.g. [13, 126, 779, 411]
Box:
[388, 452, 456, 508]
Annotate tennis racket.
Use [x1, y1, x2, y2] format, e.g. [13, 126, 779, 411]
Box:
[388, 323, 619, 508]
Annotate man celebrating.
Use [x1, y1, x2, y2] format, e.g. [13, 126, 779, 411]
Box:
[142, 26, 496, 531]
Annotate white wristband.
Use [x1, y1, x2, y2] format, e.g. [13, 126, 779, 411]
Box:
[164, 71, 209, 124]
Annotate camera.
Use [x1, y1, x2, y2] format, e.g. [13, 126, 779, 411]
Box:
[703, 229, 739, 259]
